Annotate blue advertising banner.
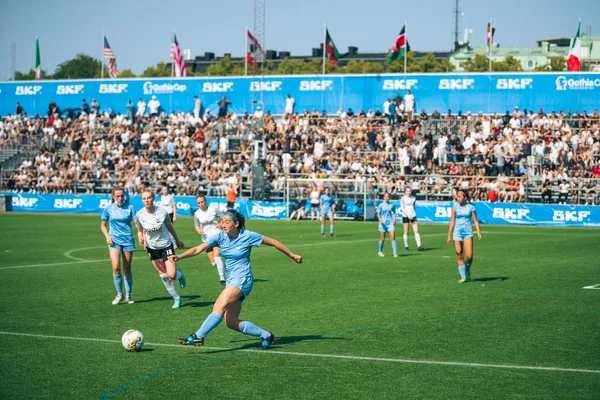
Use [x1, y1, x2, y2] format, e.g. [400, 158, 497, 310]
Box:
[5, 192, 600, 227]
[5, 193, 288, 220]
[1, 73, 599, 117]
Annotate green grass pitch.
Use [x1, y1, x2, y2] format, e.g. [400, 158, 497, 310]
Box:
[0, 213, 599, 399]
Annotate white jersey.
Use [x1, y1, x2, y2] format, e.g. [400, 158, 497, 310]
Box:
[134, 206, 172, 249]
[400, 195, 417, 219]
[310, 190, 320, 205]
[194, 204, 222, 242]
[157, 194, 176, 214]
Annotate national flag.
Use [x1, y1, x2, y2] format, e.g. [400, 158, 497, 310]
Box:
[247, 29, 265, 71]
[567, 22, 581, 72]
[103, 36, 120, 78]
[387, 25, 408, 64]
[35, 37, 41, 80]
[170, 33, 186, 77]
[487, 22, 495, 49]
[324, 28, 340, 65]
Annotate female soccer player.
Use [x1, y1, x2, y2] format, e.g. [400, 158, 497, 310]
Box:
[157, 186, 177, 223]
[100, 187, 136, 305]
[173, 209, 302, 349]
[447, 189, 483, 283]
[320, 187, 336, 237]
[376, 192, 398, 257]
[401, 187, 424, 251]
[135, 189, 187, 308]
[193, 194, 226, 286]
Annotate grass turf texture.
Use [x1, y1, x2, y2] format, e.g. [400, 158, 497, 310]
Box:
[0, 213, 599, 399]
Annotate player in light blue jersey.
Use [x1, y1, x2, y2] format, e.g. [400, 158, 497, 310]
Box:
[100, 187, 136, 305]
[447, 189, 482, 283]
[376, 192, 398, 257]
[320, 187, 336, 237]
[172, 209, 302, 350]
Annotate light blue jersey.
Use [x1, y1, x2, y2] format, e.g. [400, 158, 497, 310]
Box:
[453, 202, 476, 241]
[377, 201, 397, 232]
[207, 229, 264, 297]
[102, 202, 136, 250]
[320, 194, 333, 217]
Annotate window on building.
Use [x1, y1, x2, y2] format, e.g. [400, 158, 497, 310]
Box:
[528, 60, 535, 68]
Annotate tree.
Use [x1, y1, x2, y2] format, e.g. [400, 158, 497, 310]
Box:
[344, 60, 383, 74]
[438, 59, 456, 72]
[117, 69, 136, 78]
[14, 68, 50, 80]
[143, 62, 171, 77]
[462, 54, 490, 72]
[549, 56, 566, 72]
[500, 56, 524, 72]
[386, 51, 419, 73]
[205, 55, 244, 76]
[53, 53, 101, 79]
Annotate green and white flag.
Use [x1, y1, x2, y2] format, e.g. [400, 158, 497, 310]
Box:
[35, 37, 41, 80]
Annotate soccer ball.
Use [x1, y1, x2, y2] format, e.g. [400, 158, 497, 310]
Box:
[121, 329, 144, 352]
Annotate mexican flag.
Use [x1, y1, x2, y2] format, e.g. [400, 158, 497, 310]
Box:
[325, 28, 339, 65]
[387, 25, 407, 64]
[35, 37, 41, 80]
[567, 22, 581, 72]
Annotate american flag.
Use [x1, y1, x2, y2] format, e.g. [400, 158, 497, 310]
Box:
[103, 36, 120, 78]
[170, 33, 186, 77]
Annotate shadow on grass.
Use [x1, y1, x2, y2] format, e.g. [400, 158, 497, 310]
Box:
[134, 295, 213, 309]
[201, 334, 350, 354]
[470, 277, 510, 282]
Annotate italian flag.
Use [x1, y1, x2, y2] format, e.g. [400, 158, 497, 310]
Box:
[325, 28, 339, 65]
[567, 22, 581, 72]
[35, 37, 41, 80]
[387, 25, 407, 64]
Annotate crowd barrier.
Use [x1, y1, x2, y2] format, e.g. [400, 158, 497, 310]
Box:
[4, 192, 599, 227]
[1, 73, 599, 116]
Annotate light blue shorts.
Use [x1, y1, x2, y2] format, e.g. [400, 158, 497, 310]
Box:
[321, 209, 333, 218]
[379, 223, 395, 233]
[453, 229, 473, 242]
[227, 274, 254, 300]
[109, 243, 135, 253]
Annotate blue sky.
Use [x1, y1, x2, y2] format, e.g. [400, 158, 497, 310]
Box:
[0, 0, 598, 79]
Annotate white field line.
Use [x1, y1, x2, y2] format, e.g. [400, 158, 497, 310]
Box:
[582, 284, 600, 290]
[0, 331, 598, 375]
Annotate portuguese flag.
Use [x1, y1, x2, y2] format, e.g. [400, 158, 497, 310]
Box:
[324, 28, 339, 65]
[567, 22, 581, 72]
[387, 25, 407, 64]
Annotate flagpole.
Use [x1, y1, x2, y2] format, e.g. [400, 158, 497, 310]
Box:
[322, 23, 327, 75]
[245, 27, 249, 76]
[171, 30, 175, 77]
[489, 18, 492, 73]
[101, 31, 104, 79]
[403, 21, 407, 74]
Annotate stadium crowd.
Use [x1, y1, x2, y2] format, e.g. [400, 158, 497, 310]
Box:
[1, 95, 600, 205]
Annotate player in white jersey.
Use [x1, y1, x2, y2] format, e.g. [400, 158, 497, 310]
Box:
[193, 195, 226, 286]
[309, 186, 320, 220]
[135, 189, 187, 308]
[400, 187, 424, 251]
[157, 186, 177, 223]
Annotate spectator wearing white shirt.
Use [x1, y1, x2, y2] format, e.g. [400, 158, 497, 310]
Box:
[136, 98, 146, 118]
[404, 90, 415, 120]
[253, 107, 264, 119]
[193, 96, 201, 119]
[285, 94, 295, 115]
[148, 96, 160, 116]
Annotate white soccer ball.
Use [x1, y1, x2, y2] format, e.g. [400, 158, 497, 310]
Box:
[121, 329, 144, 352]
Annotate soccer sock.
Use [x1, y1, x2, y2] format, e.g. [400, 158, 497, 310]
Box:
[415, 234, 422, 247]
[465, 261, 472, 271]
[330, 225, 334, 235]
[160, 273, 179, 299]
[124, 276, 133, 298]
[321, 226, 325, 235]
[392, 240, 397, 254]
[240, 320, 270, 339]
[458, 265, 467, 279]
[214, 257, 226, 280]
[113, 274, 123, 295]
[175, 270, 182, 280]
[378, 240, 384, 252]
[195, 312, 223, 339]
[403, 234, 409, 248]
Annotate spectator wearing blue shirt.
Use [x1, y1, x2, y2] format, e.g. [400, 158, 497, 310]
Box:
[100, 187, 136, 305]
[173, 209, 302, 349]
